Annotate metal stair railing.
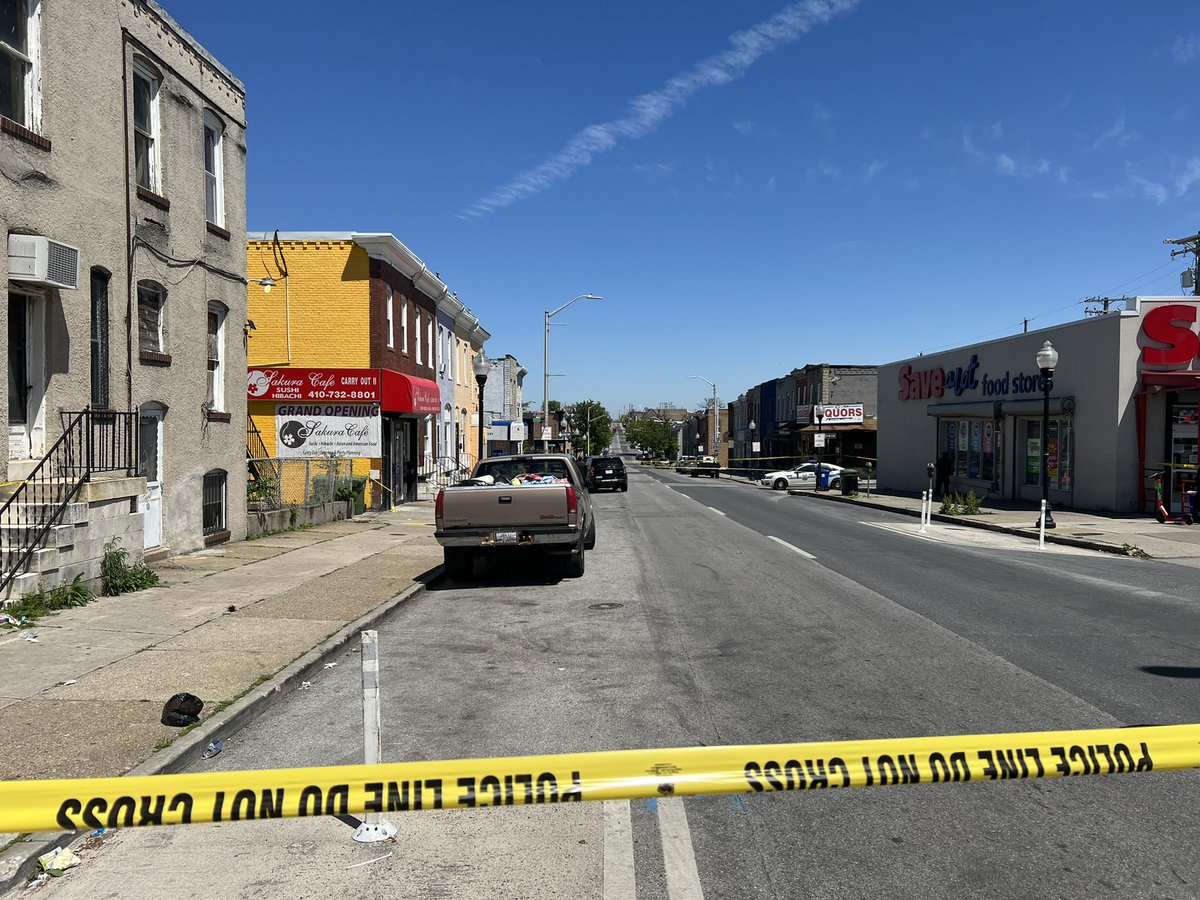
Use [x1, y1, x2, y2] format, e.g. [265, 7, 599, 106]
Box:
[1, 409, 138, 598]
[419, 454, 476, 490]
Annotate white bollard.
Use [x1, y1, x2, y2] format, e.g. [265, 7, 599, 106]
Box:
[1038, 500, 1046, 550]
[353, 630, 397, 843]
[919, 490, 929, 534]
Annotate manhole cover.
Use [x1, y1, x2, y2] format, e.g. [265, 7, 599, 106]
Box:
[588, 602, 624, 610]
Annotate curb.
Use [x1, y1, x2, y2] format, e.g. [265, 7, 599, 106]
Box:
[784, 488, 1141, 557]
[0, 564, 443, 895]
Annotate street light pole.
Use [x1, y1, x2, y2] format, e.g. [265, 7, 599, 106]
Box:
[472, 354, 490, 466]
[813, 403, 826, 491]
[688, 375, 718, 464]
[1035, 340, 1059, 529]
[748, 419, 756, 481]
[544, 294, 602, 452]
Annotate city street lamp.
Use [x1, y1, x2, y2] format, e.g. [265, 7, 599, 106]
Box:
[472, 354, 490, 465]
[689, 375, 719, 464]
[544, 294, 602, 451]
[748, 419, 756, 480]
[1035, 340, 1059, 529]
[813, 403, 826, 491]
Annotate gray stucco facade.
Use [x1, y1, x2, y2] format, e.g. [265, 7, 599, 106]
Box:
[878, 299, 1200, 515]
[3, 0, 248, 554]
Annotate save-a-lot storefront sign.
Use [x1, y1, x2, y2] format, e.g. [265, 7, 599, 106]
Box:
[275, 403, 382, 457]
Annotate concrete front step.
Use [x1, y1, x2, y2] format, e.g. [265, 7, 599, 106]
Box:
[0, 502, 89, 526]
[0, 570, 42, 602]
[0, 521, 76, 548]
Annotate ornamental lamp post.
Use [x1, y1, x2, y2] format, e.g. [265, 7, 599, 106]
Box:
[472, 354, 490, 465]
[1035, 340, 1059, 529]
[748, 419, 756, 480]
[813, 403, 826, 491]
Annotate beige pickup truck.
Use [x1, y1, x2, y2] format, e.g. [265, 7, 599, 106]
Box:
[434, 454, 596, 580]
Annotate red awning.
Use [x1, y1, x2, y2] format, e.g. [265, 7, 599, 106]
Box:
[381, 369, 441, 414]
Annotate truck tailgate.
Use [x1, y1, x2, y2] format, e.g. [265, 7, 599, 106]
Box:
[440, 485, 570, 529]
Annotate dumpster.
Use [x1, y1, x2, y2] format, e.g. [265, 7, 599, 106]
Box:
[840, 469, 859, 495]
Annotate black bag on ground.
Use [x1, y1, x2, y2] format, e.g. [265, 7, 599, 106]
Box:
[161, 692, 204, 727]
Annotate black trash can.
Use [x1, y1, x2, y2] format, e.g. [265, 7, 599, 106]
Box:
[840, 470, 859, 495]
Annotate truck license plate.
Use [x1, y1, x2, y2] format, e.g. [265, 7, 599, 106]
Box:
[605, 469, 614, 474]
[494, 531, 519, 544]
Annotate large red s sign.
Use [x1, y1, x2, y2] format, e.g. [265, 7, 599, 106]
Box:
[1141, 304, 1200, 367]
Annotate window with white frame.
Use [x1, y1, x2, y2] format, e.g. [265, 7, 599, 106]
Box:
[0, 0, 39, 130]
[137, 281, 165, 353]
[415, 310, 422, 365]
[203, 110, 224, 225]
[1, 0, 37, 128]
[426, 317, 433, 371]
[206, 301, 226, 410]
[385, 287, 394, 348]
[401, 296, 409, 354]
[436, 324, 444, 373]
[132, 59, 161, 192]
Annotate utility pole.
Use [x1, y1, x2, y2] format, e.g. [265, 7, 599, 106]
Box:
[1083, 296, 1123, 316]
[1164, 229, 1200, 296]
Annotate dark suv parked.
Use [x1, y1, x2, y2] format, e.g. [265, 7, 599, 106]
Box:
[586, 456, 628, 492]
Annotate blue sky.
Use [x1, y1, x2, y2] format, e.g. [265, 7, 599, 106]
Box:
[172, 1, 1200, 416]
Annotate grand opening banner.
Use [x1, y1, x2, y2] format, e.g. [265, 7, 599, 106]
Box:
[275, 403, 382, 457]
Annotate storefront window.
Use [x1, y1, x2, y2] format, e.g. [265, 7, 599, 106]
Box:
[941, 418, 997, 483]
[1023, 418, 1073, 490]
[1024, 421, 1041, 486]
[1170, 403, 1197, 505]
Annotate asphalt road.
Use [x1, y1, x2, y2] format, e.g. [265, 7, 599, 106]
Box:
[22, 465, 1200, 899]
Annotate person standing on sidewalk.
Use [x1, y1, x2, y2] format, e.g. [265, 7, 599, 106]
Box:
[934, 452, 952, 498]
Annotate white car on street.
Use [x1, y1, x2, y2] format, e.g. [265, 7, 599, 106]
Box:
[759, 462, 845, 491]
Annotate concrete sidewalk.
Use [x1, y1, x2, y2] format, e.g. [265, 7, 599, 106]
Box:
[783, 483, 1200, 568]
[0, 503, 441, 890]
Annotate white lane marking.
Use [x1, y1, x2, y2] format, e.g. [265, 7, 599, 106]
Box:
[706, 506, 726, 516]
[657, 797, 705, 900]
[603, 800, 636, 900]
[767, 535, 817, 559]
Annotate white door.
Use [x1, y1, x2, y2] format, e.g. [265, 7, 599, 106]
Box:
[7, 290, 45, 460]
[138, 405, 164, 549]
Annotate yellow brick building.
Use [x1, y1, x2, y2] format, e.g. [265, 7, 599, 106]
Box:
[246, 233, 489, 507]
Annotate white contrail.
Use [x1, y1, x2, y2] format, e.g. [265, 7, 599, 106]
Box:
[459, 0, 860, 219]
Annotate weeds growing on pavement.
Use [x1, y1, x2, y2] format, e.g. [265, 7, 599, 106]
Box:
[101, 538, 160, 595]
[1120, 542, 1151, 559]
[2, 575, 93, 626]
[939, 491, 985, 516]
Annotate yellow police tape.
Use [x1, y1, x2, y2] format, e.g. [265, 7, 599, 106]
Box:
[2, 723, 1197, 834]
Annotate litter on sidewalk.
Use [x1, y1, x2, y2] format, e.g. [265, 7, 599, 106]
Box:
[161, 692, 204, 727]
[36, 847, 81, 876]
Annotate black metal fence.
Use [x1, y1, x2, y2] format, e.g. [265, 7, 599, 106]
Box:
[1, 409, 139, 597]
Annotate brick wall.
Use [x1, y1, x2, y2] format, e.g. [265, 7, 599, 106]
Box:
[247, 239, 371, 367]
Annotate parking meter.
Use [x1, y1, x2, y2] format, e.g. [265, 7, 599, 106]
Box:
[926, 462, 936, 480]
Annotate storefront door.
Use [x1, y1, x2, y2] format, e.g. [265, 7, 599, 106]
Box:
[1168, 399, 1198, 514]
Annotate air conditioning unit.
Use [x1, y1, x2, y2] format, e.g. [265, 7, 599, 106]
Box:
[8, 234, 80, 290]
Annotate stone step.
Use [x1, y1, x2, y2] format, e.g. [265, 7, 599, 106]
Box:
[0, 521, 76, 548]
[0, 570, 42, 603]
[0, 502, 89, 526]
